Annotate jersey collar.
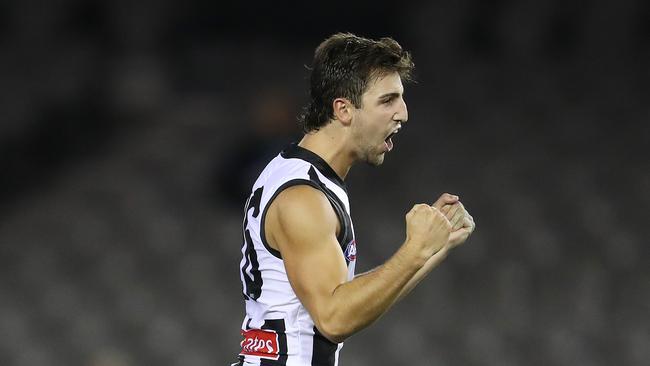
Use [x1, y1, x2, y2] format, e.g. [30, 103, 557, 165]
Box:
[281, 143, 347, 192]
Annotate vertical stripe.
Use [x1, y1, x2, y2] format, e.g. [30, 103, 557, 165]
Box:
[308, 167, 354, 259]
[311, 327, 337, 366]
[259, 319, 288, 366]
[244, 228, 262, 299]
[241, 187, 264, 300]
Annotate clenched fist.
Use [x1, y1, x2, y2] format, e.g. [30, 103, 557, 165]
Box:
[405, 204, 452, 259]
[432, 193, 475, 249]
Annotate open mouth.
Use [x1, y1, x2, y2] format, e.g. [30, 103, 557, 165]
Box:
[384, 129, 400, 152]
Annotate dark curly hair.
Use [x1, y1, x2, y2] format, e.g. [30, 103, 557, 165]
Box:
[298, 33, 415, 133]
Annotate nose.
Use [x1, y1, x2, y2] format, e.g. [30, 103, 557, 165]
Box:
[394, 97, 408, 124]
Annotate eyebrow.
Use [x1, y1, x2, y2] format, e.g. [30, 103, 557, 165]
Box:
[378, 92, 401, 100]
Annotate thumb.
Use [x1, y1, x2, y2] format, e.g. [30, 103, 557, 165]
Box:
[432, 193, 459, 209]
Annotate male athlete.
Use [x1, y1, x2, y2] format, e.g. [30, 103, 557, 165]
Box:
[235, 33, 475, 366]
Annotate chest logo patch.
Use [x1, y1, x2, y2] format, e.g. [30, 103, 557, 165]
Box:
[344, 239, 357, 262]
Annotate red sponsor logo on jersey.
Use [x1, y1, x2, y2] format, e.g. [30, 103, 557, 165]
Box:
[239, 329, 280, 360]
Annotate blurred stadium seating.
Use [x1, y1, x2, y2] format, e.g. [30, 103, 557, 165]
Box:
[0, 0, 648, 365]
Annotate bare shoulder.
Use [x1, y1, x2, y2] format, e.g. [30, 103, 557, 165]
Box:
[265, 184, 339, 253]
[265, 185, 349, 342]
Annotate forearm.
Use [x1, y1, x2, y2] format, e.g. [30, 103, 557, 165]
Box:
[355, 245, 449, 306]
[317, 242, 427, 342]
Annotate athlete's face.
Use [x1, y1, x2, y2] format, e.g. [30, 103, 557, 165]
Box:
[351, 72, 408, 166]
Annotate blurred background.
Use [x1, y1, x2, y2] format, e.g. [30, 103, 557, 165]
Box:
[0, 0, 648, 365]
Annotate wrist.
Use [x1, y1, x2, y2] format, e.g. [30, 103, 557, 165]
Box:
[401, 239, 431, 268]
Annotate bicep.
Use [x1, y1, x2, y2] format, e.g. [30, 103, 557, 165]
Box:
[266, 185, 348, 323]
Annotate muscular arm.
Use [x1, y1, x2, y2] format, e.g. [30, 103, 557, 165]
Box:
[357, 195, 475, 305]
[265, 185, 442, 343]
[353, 245, 449, 305]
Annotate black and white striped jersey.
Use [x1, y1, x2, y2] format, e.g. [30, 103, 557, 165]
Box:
[236, 143, 357, 366]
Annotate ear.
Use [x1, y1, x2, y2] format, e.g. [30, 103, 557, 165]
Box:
[332, 98, 353, 126]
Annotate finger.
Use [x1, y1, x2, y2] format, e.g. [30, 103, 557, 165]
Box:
[442, 202, 461, 221]
[451, 207, 465, 230]
[432, 193, 459, 209]
[464, 211, 474, 226]
[442, 213, 452, 229]
[440, 204, 452, 215]
[448, 228, 469, 247]
[461, 216, 474, 233]
[452, 203, 466, 226]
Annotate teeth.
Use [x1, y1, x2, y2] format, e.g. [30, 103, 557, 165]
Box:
[385, 128, 400, 143]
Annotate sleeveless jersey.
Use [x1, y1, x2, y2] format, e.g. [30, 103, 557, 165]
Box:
[236, 143, 356, 366]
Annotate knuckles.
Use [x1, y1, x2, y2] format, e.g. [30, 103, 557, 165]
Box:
[408, 202, 464, 232]
[409, 204, 433, 216]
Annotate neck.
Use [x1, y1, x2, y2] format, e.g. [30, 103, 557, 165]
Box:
[298, 126, 355, 180]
